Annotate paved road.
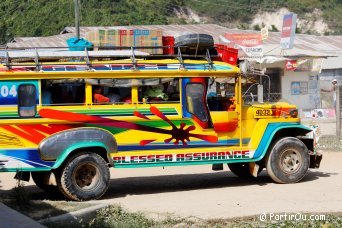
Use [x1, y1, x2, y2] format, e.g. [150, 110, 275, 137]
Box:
[0, 151, 341, 219]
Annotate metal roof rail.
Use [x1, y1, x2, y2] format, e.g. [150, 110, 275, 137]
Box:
[0, 49, 150, 61]
[34, 48, 41, 71]
[130, 47, 137, 71]
[177, 47, 185, 70]
[84, 48, 92, 70]
[205, 49, 213, 70]
[0, 45, 227, 71]
[5, 51, 11, 70]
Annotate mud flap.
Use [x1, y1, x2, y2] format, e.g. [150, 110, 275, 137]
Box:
[249, 162, 259, 177]
[212, 163, 223, 171]
[14, 171, 30, 182]
[309, 152, 323, 168]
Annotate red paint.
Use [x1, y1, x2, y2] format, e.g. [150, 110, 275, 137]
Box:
[2, 124, 71, 144]
[213, 120, 238, 133]
[140, 139, 156, 146]
[134, 111, 150, 120]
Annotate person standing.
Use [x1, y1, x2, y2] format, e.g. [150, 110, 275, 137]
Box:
[321, 79, 338, 109]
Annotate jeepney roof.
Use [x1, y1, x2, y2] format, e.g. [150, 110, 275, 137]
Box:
[0, 49, 240, 80]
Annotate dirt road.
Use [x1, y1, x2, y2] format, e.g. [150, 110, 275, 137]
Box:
[0, 151, 341, 219]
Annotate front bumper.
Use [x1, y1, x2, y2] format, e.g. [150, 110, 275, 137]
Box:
[309, 152, 323, 168]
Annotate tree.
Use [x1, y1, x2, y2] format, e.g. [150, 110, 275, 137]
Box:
[0, 21, 10, 44]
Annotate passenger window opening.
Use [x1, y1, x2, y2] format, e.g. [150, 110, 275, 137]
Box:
[18, 84, 37, 118]
[92, 85, 132, 104]
[138, 78, 180, 104]
[41, 79, 85, 106]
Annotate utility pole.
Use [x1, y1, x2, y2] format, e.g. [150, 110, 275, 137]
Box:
[337, 85, 341, 136]
[74, 0, 80, 39]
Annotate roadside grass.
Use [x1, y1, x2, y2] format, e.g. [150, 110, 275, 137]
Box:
[1, 198, 94, 221]
[205, 214, 342, 227]
[0, 180, 94, 220]
[44, 204, 342, 228]
[318, 135, 342, 151]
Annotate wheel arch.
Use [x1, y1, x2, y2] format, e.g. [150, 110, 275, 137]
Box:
[52, 142, 112, 169]
[38, 127, 117, 169]
[253, 124, 312, 162]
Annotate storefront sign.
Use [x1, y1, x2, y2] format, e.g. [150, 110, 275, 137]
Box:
[224, 33, 263, 57]
[261, 26, 269, 41]
[285, 60, 297, 71]
[280, 13, 297, 49]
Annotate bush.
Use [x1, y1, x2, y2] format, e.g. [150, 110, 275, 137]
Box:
[87, 205, 155, 228]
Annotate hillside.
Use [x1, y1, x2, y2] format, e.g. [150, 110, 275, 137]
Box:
[0, 0, 341, 44]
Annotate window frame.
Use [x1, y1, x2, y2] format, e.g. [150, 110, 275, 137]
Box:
[185, 82, 209, 122]
[18, 83, 37, 118]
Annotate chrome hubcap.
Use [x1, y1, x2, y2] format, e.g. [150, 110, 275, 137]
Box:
[281, 150, 302, 174]
[74, 164, 99, 189]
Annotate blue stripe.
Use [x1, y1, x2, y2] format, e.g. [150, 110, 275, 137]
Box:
[0, 149, 54, 169]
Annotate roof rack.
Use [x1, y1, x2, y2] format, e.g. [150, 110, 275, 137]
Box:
[0, 45, 221, 72]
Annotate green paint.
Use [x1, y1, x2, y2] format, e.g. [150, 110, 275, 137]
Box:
[0, 167, 51, 172]
[136, 119, 193, 128]
[53, 141, 109, 169]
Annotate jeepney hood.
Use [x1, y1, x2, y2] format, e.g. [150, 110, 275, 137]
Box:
[242, 102, 298, 120]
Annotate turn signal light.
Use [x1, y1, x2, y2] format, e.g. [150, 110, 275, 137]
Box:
[272, 108, 298, 118]
[289, 109, 298, 118]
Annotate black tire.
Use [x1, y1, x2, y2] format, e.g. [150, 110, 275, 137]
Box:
[228, 163, 262, 178]
[266, 137, 309, 183]
[175, 34, 214, 55]
[31, 171, 59, 193]
[57, 153, 110, 201]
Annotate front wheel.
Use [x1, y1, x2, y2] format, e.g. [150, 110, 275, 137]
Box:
[57, 152, 110, 201]
[266, 137, 309, 183]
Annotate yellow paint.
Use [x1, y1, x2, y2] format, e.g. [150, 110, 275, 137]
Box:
[0, 58, 303, 163]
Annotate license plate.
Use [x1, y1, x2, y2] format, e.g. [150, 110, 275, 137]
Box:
[254, 109, 273, 117]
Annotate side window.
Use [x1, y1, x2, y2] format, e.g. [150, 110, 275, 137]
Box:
[41, 80, 85, 106]
[186, 83, 208, 122]
[93, 85, 131, 104]
[207, 78, 236, 111]
[18, 84, 37, 118]
[139, 78, 179, 103]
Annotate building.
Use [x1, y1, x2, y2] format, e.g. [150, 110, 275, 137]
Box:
[4, 24, 342, 115]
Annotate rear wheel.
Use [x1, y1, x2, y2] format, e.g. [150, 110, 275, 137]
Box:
[228, 163, 262, 178]
[57, 152, 110, 201]
[266, 137, 309, 183]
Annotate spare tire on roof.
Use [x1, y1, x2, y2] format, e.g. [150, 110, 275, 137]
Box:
[175, 34, 214, 55]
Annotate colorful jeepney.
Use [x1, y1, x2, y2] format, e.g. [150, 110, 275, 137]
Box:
[0, 48, 322, 201]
